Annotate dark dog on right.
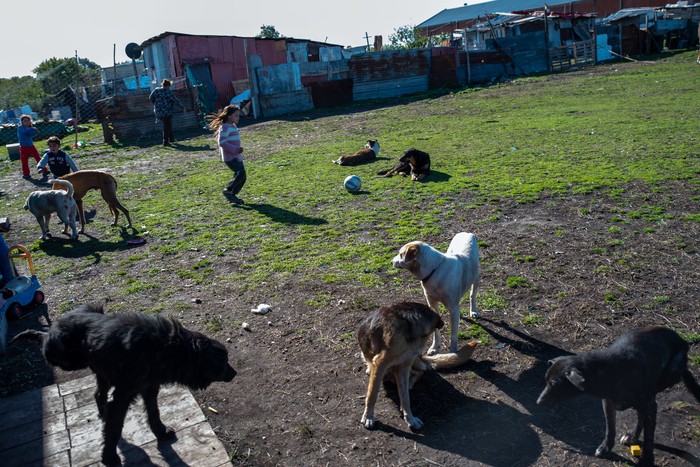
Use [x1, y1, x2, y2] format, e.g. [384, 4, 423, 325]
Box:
[537, 326, 700, 466]
[377, 148, 430, 180]
[12, 304, 236, 466]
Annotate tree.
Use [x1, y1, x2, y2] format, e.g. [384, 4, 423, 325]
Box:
[33, 57, 102, 95]
[256, 25, 283, 39]
[386, 25, 429, 50]
[0, 76, 45, 110]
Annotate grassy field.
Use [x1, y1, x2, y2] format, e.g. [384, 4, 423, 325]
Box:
[1, 51, 699, 313]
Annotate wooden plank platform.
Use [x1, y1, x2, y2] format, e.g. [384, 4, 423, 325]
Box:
[0, 375, 231, 466]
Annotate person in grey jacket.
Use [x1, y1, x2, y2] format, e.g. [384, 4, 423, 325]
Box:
[149, 79, 184, 146]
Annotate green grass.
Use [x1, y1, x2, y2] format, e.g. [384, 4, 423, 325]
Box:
[506, 276, 530, 288]
[522, 313, 544, 326]
[478, 289, 508, 311]
[458, 323, 490, 345]
[2, 52, 699, 307]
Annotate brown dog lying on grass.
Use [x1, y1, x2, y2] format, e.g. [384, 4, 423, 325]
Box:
[357, 301, 477, 430]
[11, 304, 236, 466]
[333, 140, 380, 166]
[53, 170, 132, 233]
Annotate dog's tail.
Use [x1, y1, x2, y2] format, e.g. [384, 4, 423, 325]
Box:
[50, 179, 74, 198]
[9, 329, 46, 345]
[683, 370, 700, 403]
[418, 341, 478, 371]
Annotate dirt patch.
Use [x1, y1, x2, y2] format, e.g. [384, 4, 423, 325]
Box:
[3, 177, 699, 466]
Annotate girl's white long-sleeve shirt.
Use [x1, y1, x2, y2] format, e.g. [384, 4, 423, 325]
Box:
[218, 123, 243, 162]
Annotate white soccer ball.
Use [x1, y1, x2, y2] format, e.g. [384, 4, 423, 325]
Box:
[344, 175, 362, 192]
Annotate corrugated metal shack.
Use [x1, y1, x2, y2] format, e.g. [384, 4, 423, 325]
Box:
[417, 0, 676, 37]
[139, 32, 345, 111]
[597, 4, 700, 58]
[458, 11, 596, 77]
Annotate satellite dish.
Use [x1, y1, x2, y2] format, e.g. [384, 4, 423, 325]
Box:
[125, 43, 142, 60]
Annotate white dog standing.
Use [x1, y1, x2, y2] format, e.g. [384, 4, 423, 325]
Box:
[391, 232, 480, 354]
[24, 179, 79, 240]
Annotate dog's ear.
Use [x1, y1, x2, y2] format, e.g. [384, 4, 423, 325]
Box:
[547, 356, 566, 367]
[435, 315, 444, 329]
[564, 367, 586, 390]
[403, 244, 420, 262]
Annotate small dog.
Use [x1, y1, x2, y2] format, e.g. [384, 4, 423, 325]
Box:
[24, 179, 78, 240]
[537, 326, 700, 466]
[392, 232, 480, 354]
[357, 301, 477, 430]
[11, 304, 236, 466]
[378, 149, 431, 181]
[333, 140, 379, 165]
[53, 170, 132, 233]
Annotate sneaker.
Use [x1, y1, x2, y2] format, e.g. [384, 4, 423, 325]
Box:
[22, 174, 32, 180]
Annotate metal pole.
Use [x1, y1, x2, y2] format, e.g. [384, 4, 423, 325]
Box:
[113, 44, 117, 97]
[74, 51, 79, 147]
[544, 6, 552, 72]
[464, 28, 471, 86]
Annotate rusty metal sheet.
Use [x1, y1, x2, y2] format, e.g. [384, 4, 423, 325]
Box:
[349, 49, 430, 83]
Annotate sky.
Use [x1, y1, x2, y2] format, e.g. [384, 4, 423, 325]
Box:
[1, 0, 489, 79]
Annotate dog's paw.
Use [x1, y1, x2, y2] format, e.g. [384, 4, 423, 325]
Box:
[101, 451, 122, 466]
[155, 426, 176, 441]
[595, 443, 612, 458]
[361, 414, 376, 429]
[619, 433, 639, 445]
[406, 415, 424, 431]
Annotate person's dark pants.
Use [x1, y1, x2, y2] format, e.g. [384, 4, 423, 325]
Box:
[161, 116, 174, 145]
[224, 159, 246, 195]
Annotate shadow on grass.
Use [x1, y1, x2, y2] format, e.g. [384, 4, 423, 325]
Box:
[167, 142, 212, 152]
[423, 170, 451, 183]
[236, 202, 327, 226]
[37, 226, 140, 262]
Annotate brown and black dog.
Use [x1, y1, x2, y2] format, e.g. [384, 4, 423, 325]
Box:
[377, 148, 431, 180]
[53, 170, 132, 233]
[333, 140, 380, 166]
[358, 301, 477, 430]
[537, 326, 700, 466]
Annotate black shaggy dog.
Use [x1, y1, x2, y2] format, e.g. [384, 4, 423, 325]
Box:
[12, 304, 236, 466]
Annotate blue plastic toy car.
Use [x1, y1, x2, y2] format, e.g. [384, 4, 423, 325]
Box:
[1, 241, 45, 352]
